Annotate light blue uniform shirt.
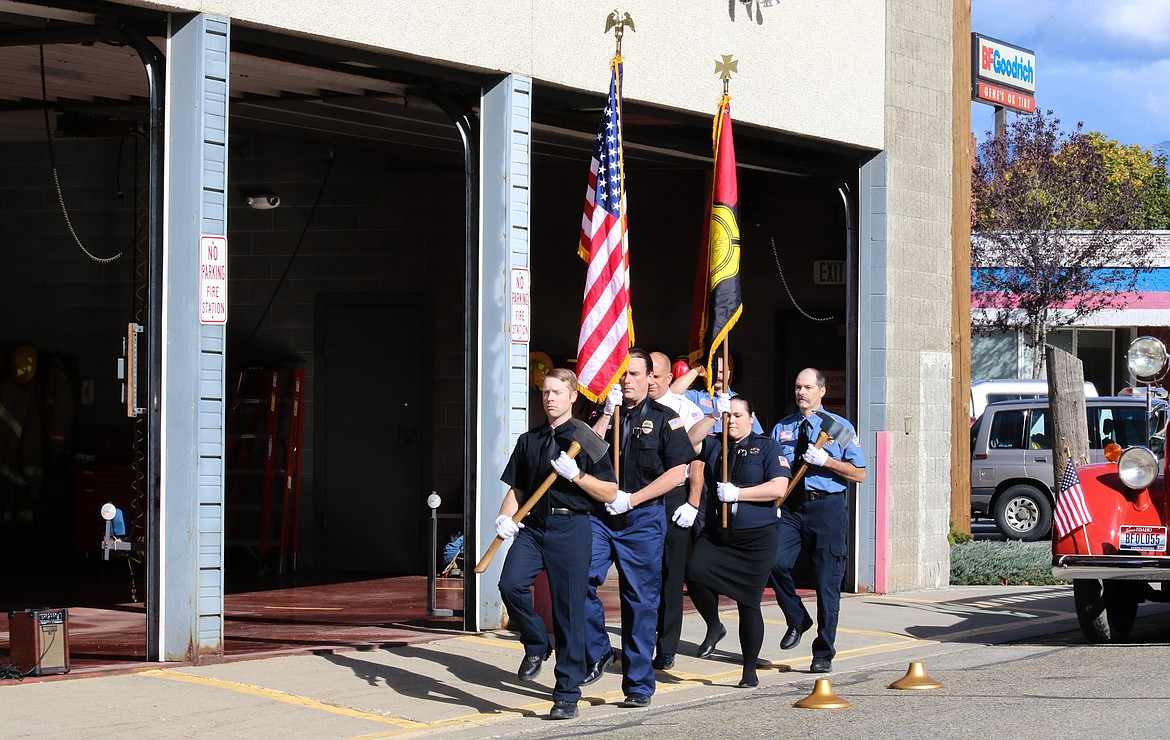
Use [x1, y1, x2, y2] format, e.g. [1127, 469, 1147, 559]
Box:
[770, 410, 865, 494]
[684, 388, 764, 434]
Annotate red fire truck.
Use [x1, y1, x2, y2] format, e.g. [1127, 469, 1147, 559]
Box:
[1052, 336, 1170, 643]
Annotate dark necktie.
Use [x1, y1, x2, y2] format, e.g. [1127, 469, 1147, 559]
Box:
[795, 419, 811, 461]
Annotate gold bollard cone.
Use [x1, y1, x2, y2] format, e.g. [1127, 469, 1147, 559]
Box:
[793, 678, 851, 709]
[888, 661, 943, 690]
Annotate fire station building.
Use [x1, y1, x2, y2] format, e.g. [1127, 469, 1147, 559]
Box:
[0, 0, 964, 662]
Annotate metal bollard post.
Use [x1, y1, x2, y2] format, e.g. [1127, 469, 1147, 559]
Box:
[426, 491, 453, 616]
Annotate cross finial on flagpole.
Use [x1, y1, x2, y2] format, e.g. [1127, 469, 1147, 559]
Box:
[605, 10, 636, 57]
[715, 54, 738, 96]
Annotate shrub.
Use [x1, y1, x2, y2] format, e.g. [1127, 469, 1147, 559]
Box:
[949, 540, 1066, 586]
[948, 519, 974, 546]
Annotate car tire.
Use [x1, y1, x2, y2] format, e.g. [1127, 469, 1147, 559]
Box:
[993, 484, 1053, 541]
[1073, 578, 1142, 643]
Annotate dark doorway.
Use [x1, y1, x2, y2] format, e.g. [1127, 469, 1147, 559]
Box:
[315, 294, 430, 573]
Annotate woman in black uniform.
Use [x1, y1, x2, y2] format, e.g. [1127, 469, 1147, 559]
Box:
[686, 395, 791, 688]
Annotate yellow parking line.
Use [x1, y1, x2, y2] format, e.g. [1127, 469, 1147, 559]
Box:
[454, 635, 526, 650]
[141, 670, 424, 729]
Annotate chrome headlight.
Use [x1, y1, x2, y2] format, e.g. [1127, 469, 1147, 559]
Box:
[1118, 447, 1160, 490]
[1127, 336, 1169, 379]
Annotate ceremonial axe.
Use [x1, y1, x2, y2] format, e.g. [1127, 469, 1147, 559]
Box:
[780, 410, 855, 501]
[473, 418, 610, 574]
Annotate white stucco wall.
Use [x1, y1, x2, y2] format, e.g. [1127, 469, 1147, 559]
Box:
[122, 0, 885, 149]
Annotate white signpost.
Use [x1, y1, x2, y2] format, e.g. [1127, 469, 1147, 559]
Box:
[200, 235, 228, 325]
[510, 267, 531, 343]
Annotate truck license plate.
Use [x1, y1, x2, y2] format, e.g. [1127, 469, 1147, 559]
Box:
[1118, 525, 1168, 552]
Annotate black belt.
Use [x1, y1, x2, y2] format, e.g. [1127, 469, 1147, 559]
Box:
[802, 489, 844, 501]
[550, 507, 577, 516]
[634, 499, 664, 510]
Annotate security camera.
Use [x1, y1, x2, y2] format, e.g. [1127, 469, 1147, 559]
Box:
[246, 193, 280, 209]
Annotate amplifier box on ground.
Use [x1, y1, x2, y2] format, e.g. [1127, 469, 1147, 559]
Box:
[7, 608, 70, 676]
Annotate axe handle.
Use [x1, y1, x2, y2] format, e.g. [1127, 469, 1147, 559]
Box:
[473, 441, 583, 574]
[776, 431, 830, 508]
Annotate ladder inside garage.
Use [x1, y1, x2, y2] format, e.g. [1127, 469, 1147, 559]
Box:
[225, 365, 305, 575]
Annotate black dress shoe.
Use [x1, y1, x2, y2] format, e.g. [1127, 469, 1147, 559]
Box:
[581, 649, 615, 686]
[518, 651, 548, 681]
[809, 657, 832, 673]
[652, 653, 675, 670]
[621, 693, 651, 708]
[737, 676, 759, 688]
[549, 700, 579, 720]
[780, 615, 814, 650]
[696, 625, 727, 658]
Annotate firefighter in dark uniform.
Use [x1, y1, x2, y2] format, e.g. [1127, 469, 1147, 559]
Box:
[768, 368, 866, 674]
[686, 394, 790, 688]
[582, 347, 695, 708]
[495, 368, 618, 721]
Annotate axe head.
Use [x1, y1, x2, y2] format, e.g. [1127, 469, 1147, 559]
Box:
[568, 417, 610, 463]
[814, 410, 855, 449]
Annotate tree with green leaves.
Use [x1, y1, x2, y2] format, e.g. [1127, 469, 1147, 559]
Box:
[971, 109, 1159, 378]
[1085, 132, 1170, 229]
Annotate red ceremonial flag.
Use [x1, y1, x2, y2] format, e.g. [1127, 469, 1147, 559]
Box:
[576, 57, 634, 402]
[688, 95, 742, 392]
[1053, 459, 1093, 538]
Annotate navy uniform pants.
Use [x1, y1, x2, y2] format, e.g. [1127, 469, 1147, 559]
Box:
[656, 487, 690, 658]
[769, 492, 848, 660]
[498, 513, 591, 702]
[585, 505, 666, 697]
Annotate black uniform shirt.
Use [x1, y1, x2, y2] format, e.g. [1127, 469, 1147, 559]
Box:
[703, 431, 792, 530]
[501, 419, 616, 519]
[602, 397, 695, 511]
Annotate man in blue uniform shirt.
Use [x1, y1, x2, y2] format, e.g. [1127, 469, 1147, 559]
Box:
[495, 368, 618, 720]
[670, 358, 763, 435]
[583, 347, 695, 708]
[768, 367, 866, 674]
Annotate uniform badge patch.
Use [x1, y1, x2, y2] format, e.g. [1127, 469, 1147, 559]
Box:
[699, 398, 713, 408]
[778, 456, 790, 468]
[749, 447, 760, 455]
[778, 430, 794, 441]
[641, 419, 656, 434]
[668, 417, 684, 431]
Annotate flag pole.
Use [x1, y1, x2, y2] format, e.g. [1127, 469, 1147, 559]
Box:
[720, 344, 731, 528]
[602, 10, 634, 485]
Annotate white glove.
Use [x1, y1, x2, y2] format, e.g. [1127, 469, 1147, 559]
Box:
[550, 451, 580, 481]
[717, 482, 740, 502]
[495, 514, 522, 539]
[606, 490, 633, 515]
[712, 393, 731, 418]
[604, 384, 622, 415]
[802, 446, 829, 467]
[671, 502, 698, 528]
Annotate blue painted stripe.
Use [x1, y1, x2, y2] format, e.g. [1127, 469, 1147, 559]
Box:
[974, 267, 1170, 292]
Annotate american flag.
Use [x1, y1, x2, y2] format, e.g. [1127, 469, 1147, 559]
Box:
[1053, 459, 1093, 538]
[576, 58, 633, 402]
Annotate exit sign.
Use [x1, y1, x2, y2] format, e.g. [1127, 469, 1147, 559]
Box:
[814, 260, 845, 285]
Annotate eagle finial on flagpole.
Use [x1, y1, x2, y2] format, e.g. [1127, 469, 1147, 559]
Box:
[605, 10, 635, 57]
[715, 54, 738, 97]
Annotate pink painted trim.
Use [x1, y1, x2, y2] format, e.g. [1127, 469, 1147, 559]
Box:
[874, 430, 891, 594]
[973, 291, 1170, 309]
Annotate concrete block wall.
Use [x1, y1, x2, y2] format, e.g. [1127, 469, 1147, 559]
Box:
[879, 0, 955, 590]
[0, 131, 469, 568]
[0, 137, 142, 447]
[227, 133, 468, 566]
